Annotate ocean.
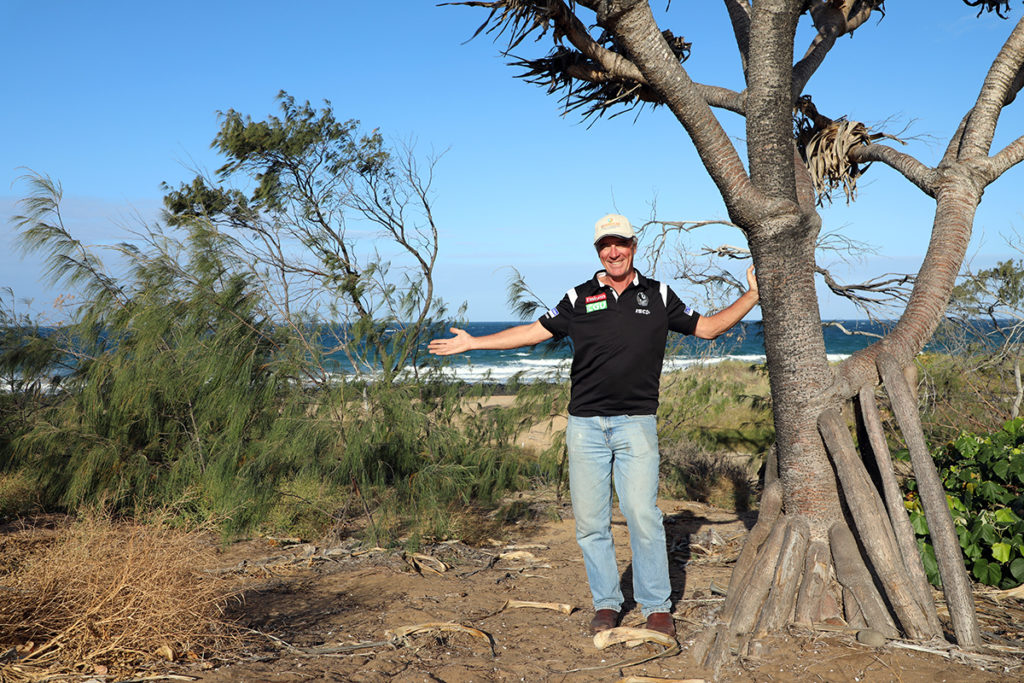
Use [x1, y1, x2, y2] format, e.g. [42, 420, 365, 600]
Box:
[10, 320, 897, 389]
[427, 320, 892, 384]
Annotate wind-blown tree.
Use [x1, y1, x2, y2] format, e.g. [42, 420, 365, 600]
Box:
[946, 251, 1024, 420]
[452, 0, 1024, 662]
[163, 92, 453, 383]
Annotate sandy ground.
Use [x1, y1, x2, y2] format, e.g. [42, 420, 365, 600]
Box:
[187, 498, 1024, 682]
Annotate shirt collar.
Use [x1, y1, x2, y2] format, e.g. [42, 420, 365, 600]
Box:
[593, 270, 643, 289]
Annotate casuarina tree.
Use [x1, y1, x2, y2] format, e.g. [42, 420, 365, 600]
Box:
[449, 0, 1024, 665]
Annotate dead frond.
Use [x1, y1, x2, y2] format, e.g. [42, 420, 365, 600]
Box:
[448, 1, 690, 121]
[794, 94, 903, 205]
[962, 0, 1013, 19]
[804, 120, 876, 204]
[0, 512, 246, 677]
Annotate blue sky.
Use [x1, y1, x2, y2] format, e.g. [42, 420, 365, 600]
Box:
[2, 1, 1022, 322]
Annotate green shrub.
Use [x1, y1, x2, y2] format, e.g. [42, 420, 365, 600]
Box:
[2, 160, 561, 544]
[902, 417, 1024, 588]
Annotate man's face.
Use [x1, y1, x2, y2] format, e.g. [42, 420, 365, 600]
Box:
[596, 236, 637, 280]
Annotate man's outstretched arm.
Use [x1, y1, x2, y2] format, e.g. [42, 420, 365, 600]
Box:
[694, 265, 760, 340]
[428, 321, 554, 356]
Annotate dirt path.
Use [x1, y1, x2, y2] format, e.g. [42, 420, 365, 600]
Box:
[197, 499, 1023, 682]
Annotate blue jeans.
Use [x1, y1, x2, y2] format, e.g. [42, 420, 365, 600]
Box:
[566, 414, 671, 617]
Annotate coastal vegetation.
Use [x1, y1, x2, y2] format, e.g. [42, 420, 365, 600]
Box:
[2, 79, 1024, 674]
[0, 97, 570, 545]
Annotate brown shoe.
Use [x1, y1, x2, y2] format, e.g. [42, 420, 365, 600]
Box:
[645, 611, 675, 638]
[590, 609, 619, 633]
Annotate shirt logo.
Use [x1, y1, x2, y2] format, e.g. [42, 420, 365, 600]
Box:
[636, 291, 648, 307]
[684, 306, 694, 316]
[586, 300, 608, 313]
[585, 293, 607, 304]
[545, 307, 559, 318]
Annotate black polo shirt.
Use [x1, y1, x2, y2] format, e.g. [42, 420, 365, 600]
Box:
[538, 270, 700, 417]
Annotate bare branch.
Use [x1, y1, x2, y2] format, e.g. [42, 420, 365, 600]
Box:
[723, 0, 752, 75]
[823, 321, 884, 340]
[639, 218, 739, 275]
[701, 244, 751, 259]
[816, 265, 914, 316]
[959, 14, 1024, 159]
[847, 142, 938, 197]
[988, 133, 1024, 178]
[795, 2, 885, 100]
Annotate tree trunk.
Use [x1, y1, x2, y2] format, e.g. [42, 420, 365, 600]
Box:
[458, 0, 1024, 666]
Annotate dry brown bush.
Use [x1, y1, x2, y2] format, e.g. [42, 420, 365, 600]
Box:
[0, 512, 245, 678]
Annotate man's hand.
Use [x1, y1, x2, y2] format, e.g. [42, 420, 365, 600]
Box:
[428, 327, 475, 356]
[694, 265, 760, 340]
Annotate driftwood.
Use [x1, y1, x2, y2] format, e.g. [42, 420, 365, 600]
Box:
[877, 351, 980, 647]
[385, 622, 495, 655]
[501, 599, 574, 614]
[593, 627, 676, 649]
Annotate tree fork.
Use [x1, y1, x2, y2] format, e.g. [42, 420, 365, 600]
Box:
[877, 351, 980, 647]
[855, 385, 942, 634]
[818, 408, 935, 639]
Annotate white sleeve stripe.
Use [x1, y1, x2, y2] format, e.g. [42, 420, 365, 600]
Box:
[659, 283, 668, 306]
[567, 287, 578, 306]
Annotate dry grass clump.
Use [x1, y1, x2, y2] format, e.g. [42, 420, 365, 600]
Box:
[661, 441, 755, 512]
[0, 512, 245, 677]
[0, 471, 38, 520]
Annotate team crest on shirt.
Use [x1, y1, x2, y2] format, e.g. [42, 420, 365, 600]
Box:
[636, 291, 648, 307]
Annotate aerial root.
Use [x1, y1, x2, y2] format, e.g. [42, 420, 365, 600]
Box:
[695, 509, 817, 674]
[819, 407, 936, 640]
[856, 386, 943, 635]
[753, 517, 809, 637]
[829, 523, 899, 638]
[793, 541, 832, 626]
[877, 351, 980, 647]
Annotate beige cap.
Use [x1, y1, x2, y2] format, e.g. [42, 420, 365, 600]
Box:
[593, 213, 636, 245]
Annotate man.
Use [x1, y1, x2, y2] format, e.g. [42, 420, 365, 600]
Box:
[428, 214, 759, 638]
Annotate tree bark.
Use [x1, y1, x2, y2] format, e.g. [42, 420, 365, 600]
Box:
[877, 351, 980, 647]
[855, 385, 942, 635]
[829, 522, 899, 638]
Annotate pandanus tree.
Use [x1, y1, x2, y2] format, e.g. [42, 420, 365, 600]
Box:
[449, 0, 1024, 666]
